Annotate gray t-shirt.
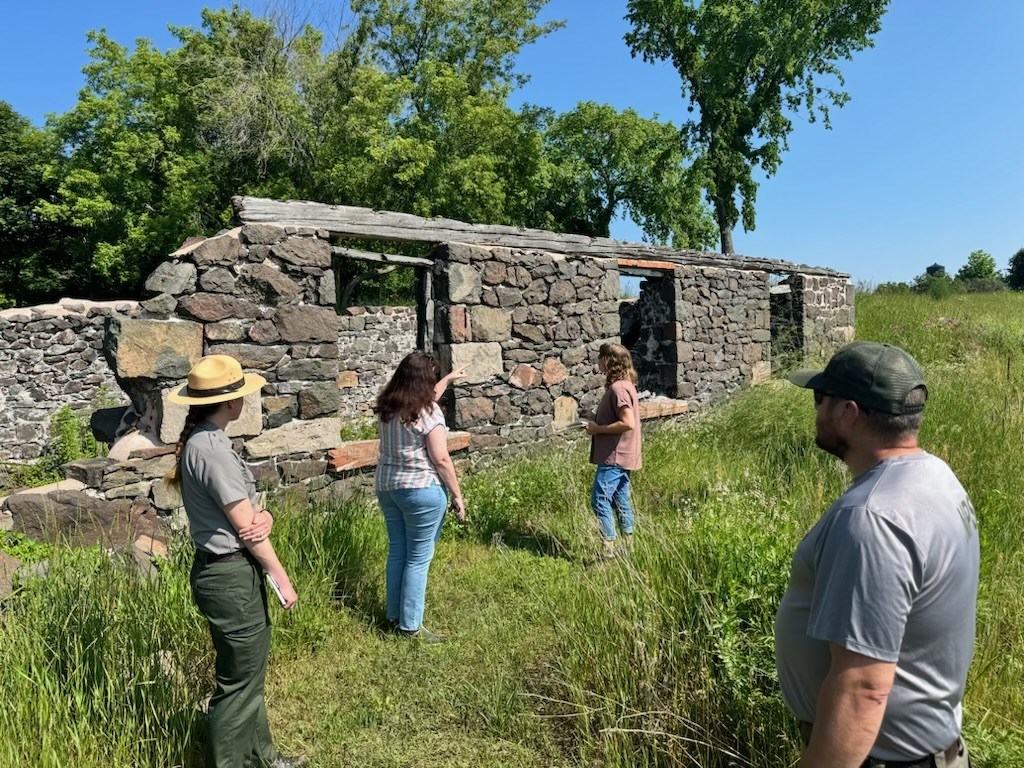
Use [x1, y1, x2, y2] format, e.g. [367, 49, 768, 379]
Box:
[180, 421, 258, 555]
[775, 452, 979, 761]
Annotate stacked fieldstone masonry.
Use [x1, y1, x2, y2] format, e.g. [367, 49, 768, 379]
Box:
[1, 209, 853, 530]
[0, 300, 136, 460]
[431, 242, 620, 452]
[790, 275, 856, 361]
[337, 306, 416, 420]
[675, 266, 773, 406]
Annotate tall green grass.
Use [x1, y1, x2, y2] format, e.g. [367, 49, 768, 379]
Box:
[549, 292, 1024, 767]
[0, 546, 207, 767]
[1, 292, 1023, 766]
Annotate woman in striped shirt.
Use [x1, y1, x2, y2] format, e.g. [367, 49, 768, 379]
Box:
[373, 351, 467, 642]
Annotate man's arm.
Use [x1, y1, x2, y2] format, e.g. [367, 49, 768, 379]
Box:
[800, 643, 896, 768]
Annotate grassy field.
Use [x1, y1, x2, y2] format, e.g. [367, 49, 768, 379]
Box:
[2, 292, 1024, 767]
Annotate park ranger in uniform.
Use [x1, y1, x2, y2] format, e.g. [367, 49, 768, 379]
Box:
[167, 355, 306, 768]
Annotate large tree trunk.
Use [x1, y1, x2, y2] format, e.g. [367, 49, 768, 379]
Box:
[715, 199, 735, 254]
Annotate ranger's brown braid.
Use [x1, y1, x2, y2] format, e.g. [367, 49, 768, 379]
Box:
[164, 403, 220, 487]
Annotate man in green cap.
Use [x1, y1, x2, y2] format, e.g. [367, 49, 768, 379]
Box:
[775, 341, 978, 768]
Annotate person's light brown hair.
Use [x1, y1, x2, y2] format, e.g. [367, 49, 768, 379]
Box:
[599, 343, 637, 388]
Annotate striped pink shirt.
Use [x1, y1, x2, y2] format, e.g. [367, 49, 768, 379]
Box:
[375, 403, 447, 492]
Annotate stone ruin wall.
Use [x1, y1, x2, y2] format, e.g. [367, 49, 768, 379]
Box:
[337, 306, 417, 421]
[0, 297, 414, 463]
[769, 274, 855, 369]
[0, 222, 854, 533]
[618, 267, 772, 406]
[430, 242, 621, 452]
[792, 274, 856, 361]
[0, 300, 137, 460]
[675, 266, 773, 406]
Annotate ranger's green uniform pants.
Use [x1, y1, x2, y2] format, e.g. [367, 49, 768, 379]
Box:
[191, 552, 280, 768]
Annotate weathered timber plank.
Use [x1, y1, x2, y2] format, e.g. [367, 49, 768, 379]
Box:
[234, 196, 847, 278]
[638, 399, 689, 420]
[328, 431, 472, 471]
[331, 247, 433, 268]
[618, 258, 678, 272]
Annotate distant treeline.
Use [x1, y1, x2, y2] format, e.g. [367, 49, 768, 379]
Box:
[867, 248, 1024, 299]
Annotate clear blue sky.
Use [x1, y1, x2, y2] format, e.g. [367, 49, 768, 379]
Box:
[1, 1, 1022, 284]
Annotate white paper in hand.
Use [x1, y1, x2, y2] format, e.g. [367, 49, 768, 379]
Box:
[266, 573, 287, 607]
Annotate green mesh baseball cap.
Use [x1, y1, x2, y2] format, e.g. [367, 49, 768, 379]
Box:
[787, 341, 927, 415]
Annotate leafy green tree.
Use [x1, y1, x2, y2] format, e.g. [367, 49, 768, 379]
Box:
[625, 0, 888, 253]
[346, 0, 561, 96]
[956, 250, 999, 281]
[40, 9, 325, 298]
[0, 102, 76, 306]
[540, 102, 716, 246]
[39, 30, 197, 296]
[13, 1, 728, 305]
[316, 0, 556, 227]
[1007, 248, 1024, 291]
[173, 8, 326, 191]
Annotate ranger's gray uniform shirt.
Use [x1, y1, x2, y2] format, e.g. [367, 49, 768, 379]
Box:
[181, 421, 257, 555]
[775, 452, 979, 761]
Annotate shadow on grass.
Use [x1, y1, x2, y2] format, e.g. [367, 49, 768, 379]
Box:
[487, 526, 574, 561]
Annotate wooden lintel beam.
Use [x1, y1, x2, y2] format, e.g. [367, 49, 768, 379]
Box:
[331, 246, 433, 268]
[618, 258, 677, 272]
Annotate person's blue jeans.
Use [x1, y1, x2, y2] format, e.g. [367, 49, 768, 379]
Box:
[377, 484, 447, 631]
[591, 465, 635, 541]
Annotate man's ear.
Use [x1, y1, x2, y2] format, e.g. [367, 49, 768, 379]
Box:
[842, 399, 865, 427]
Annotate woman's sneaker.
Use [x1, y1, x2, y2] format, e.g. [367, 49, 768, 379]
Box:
[399, 626, 446, 644]
[600, 539, 617, 559]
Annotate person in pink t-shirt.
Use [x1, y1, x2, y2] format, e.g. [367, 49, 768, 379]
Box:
[583, 343, 642, 558]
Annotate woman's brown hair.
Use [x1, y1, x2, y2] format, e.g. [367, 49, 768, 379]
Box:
[599, 343, 637, 388]
[164, 403, 222, 487]
[373, 350, 439, 424]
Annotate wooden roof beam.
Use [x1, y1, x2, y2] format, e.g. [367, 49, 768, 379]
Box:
[234, 196, 848, 278]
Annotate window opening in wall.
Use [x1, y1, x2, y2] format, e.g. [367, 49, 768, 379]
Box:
[329, 239, 434, 435]
[769, 274, 801, 373]
[330, 238, 433, 352]
[618, 265, 678, 399]
[620, 274, 641, 300]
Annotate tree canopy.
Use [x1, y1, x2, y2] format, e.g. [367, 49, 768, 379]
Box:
[0, 2, 718, 307]
[956, 250, 999, 282]
[0, 102, 71, 307]
[1007, 248, 1024, 291]
[541, 102, 715, 245]
[625, 0, 889, 253]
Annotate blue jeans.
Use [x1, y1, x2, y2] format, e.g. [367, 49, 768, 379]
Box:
[377, 485, 447, 631]
[591, 465, 635, 541]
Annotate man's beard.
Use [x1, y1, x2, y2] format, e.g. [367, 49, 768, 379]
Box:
[815, 433, 848, 460]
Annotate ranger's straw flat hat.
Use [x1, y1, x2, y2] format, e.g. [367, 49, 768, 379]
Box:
[168, 354, 266, 406]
